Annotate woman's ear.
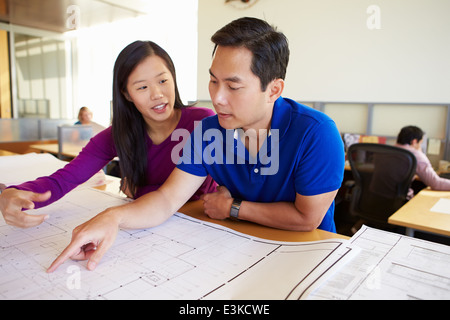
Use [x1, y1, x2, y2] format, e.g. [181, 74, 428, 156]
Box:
[266, 78, 284, 103]
[122, 90, 132, 102]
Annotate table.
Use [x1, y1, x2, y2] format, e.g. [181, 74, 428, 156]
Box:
[30, 143, 82, 159]
[0, 149, 18, 156]
[179, 200, 349, 242]
[99, 177, 349, 242]
[388, 189, 450, 237]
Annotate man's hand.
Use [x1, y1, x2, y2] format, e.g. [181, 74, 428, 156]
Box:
[0, 188, 51, 228]
[201, 186, 234, 220]
[47, 168, 208, 272]
[47, 208, 121, 273]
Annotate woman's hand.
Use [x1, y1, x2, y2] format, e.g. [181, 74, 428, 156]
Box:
[0, 188, 51, 228]
[47, 207, 121, 273]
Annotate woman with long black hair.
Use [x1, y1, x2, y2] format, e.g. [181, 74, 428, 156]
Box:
[0, 41, 216, 228]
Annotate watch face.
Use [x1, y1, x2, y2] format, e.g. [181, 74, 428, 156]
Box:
[230, 199, 242, 219]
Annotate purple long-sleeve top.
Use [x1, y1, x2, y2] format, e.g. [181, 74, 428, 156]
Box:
[11, 107, 217, 209]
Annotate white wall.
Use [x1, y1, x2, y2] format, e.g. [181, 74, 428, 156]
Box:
[197, 0, 450, 104]
[70, 0, 198, 127]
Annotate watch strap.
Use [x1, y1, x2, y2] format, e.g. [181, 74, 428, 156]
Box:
[230, 198, 242, 220]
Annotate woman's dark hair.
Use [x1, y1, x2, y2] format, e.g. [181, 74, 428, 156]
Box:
[112, 40, 186, 197]
[397, 126, 424, 145]
[211, 17, 290, 91]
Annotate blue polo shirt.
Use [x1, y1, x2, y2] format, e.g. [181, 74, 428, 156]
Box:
[176, 97, 345, 232]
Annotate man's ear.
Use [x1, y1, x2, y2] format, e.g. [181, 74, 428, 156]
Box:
[267, 78, 284, 103]
[411, 138, 419, 147]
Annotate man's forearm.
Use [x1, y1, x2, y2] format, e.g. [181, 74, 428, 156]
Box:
[238, 200, 320, 232]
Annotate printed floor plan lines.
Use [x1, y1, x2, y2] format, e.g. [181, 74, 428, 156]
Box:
[0, 188, 351, 300]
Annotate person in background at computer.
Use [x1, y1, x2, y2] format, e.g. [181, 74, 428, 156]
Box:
[396, 125, 450, 192]
[74, 106, 105, 136]
[0, 40, 216, 228]
[75, 106, 93, 125]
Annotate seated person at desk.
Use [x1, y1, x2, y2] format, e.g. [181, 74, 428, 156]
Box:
[75, 106, 105, 137]
[47, 17, 345, 272]
[0, 40, 216, 228]
[396, 125, 450, 192]
[75, 106, 93, 125]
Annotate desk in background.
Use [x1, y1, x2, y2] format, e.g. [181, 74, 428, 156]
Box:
[30, 143, 83, 159]
[29, 124, 94, 160]
[389, 189, 450, 238]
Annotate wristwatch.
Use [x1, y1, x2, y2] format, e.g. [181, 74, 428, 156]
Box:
[230, 198, 242, 220]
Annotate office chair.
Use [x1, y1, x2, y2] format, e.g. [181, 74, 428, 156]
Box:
[347, 143, 417, 232]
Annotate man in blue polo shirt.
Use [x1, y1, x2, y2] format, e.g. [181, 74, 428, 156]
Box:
[178, 97, 343, 232]
[48, 17, 345, 272]
[177, 17, 344, 232]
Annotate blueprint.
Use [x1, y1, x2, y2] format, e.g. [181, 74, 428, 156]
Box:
[0, 187, 354, 300]
[2, 153, 447, 300]
[307, 225, 450, 300]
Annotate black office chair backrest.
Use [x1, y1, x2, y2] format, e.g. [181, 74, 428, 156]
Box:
[347, 143, 417, 225]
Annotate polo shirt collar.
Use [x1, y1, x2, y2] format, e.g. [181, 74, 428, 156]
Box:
[233, 96, 291, 141]
[269, 96, 291, 139]
[233, 128, 272, 140]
